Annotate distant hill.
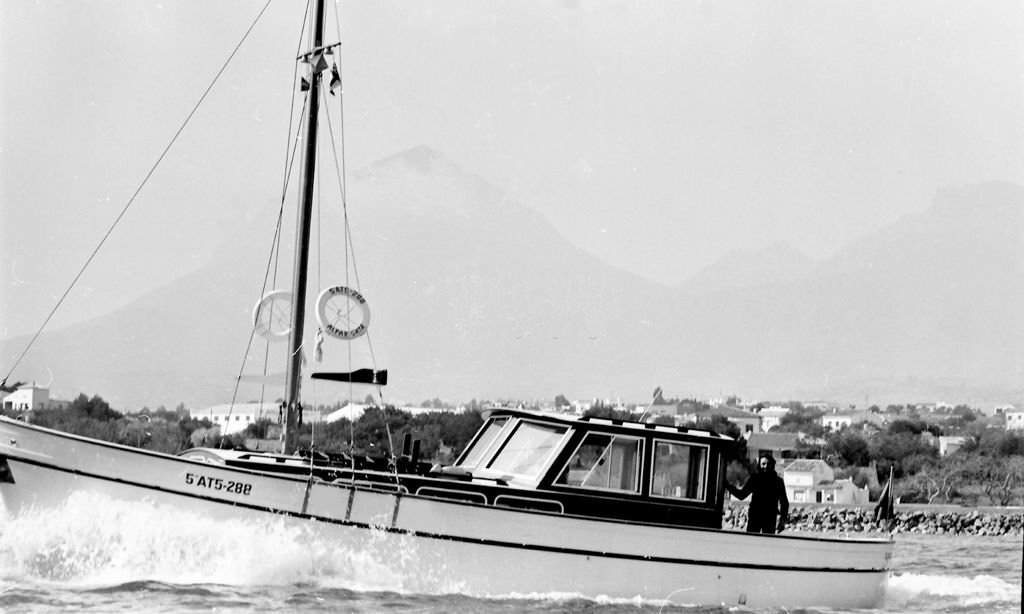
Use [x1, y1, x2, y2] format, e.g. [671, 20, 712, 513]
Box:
[2, 150, 1022, 410]
[679, 242, 816, 295]
[663, 181, 1024, 405]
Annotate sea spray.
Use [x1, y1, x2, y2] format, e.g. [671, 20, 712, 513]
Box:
[0, 491, 472, 597]
[0, 492, 397, 591]
[886, 573, 1019, 610]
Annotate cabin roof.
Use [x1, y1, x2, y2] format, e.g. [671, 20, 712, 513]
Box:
[484, 407, 735, 443]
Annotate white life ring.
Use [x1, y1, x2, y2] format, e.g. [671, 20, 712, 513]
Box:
[252, 290, 293, 340]
[316, 286, 371, 340]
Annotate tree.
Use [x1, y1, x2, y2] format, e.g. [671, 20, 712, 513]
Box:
[972, 456, 1024, 506]
[777, 404, 824, 437]
[706, 414, 742, 440]
[952, 405, 977, 423]
[826, 430, 870, 467]
[190, 426, 221, 447]
[584, 403, 635, 422]
[69, 393, 121, 422]
[902, 456, 967, 503]
[869, 431, 938, 479]
[554, 394, 571, 409]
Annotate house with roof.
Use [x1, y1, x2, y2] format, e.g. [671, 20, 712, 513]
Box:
[745, 432, 799, 463]
[198, 402, 328, 435]
[645, 402, 682, 423]
[325, 403, 372, 423]
[1005, 409, 1024, 431]
[678, 404, 762, 437]
[1, 385, 67, 412]
[781, 459, 867, 505]
[820, 408, 888, 432]
[938, 436, 966, 456]
[757, 406, 790, 431]
[821, 412, 855, 431]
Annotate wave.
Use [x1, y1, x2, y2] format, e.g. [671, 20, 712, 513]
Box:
[886, 572, 1019, 610]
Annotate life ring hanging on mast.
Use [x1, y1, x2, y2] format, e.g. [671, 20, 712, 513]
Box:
[316, 285, 371, 340]
[252, 290, 292, 340]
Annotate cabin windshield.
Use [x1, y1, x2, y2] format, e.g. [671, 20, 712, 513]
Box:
[457, 417, 510, 470]
[486, 420, 568, 479]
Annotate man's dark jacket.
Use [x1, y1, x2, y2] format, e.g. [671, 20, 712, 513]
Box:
[727, 470, 789, 534]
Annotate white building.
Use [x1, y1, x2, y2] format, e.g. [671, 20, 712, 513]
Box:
[821, 413, 854, 431]
[758, 406, 790, 431]
[323, 403, 458, 424]
[781, 459, 868, 505]
[199, 402, 302, 435]
[679, 405, 762, 437]
[1005, 410, 1024, 431]
[938, 436, 966, 456]
[325, 404, 372, 422]
[2, 386, 51, 411]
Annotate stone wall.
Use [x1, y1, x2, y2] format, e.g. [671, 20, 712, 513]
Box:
[723, 502, 1024, 536]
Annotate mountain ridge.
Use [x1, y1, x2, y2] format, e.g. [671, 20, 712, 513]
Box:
[2, 151, 1021, 410]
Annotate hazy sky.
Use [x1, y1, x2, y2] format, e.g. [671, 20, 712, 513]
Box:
[2, 0, 1023, 338]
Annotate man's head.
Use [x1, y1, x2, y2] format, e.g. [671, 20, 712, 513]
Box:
[758, 455, 775, 472]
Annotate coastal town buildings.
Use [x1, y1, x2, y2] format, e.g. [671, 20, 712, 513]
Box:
[757, 406, 790, 431]
[821, 412, 854, 431]
[645, 402, 682, 423]
[678, 404, 762, 437]
[2, 386, 49, 411]
[938, 436, 966, 456]
[1004, 409, 1024, 431]
[820, 408, 888, 432]
[1, 385, 68, 412]
[746, 432, 799, 463]
[198, 402, 311, 435]
[781, 459, 868, 505]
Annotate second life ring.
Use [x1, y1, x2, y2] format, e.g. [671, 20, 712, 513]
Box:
[252, 290, 292, 340]
[316, 285, 371, 340]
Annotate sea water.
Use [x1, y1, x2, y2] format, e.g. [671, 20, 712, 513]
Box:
[0, 494, 1019, 613]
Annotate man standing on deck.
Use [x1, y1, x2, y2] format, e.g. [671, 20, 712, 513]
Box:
[726, 454, 789, 534]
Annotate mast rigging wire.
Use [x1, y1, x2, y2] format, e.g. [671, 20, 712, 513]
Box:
[2, 0, 276, 389]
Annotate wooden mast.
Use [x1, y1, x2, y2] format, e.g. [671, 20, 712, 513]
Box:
[282, 0, 327, 455]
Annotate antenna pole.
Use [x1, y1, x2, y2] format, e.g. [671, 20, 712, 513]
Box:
[283, 0, 326, 455]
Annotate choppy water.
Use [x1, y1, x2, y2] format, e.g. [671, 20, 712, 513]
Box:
[0, 494, 1019, 613]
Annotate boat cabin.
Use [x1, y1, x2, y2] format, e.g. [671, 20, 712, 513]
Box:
[432, 408, 736, 528]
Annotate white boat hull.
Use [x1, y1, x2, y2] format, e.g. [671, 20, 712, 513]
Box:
[0, 417, 890, 608]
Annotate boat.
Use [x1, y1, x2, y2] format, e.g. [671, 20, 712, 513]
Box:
[0, 1, 893, 607]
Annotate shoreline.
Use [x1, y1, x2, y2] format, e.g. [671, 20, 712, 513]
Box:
[724, 502, 1024, 536]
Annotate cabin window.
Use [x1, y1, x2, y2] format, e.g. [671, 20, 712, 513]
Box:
[555, 432, 642, 493]
[650, 441, 709, 501]
[487, 421, 568, 479]
[457, 417, 510, 470]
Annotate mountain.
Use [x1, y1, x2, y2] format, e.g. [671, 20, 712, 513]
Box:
[679, 242, 816, 295]
[0, 147, 677, 408]
[2, 152, 1022, 410]
[661, 181, 1024, 405]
